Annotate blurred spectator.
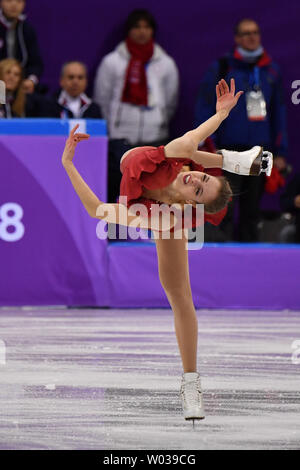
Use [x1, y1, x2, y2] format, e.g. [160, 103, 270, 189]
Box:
[0, 0, 43, 93]
[0, 57, 24, 116]
[0, 57, 45, 116]
[45, 61, 101, 119]
[0, 58, 49, 117]
[93, 8, 179, 203]
[195, 18, 288, 242]
[280, 173, 300, 243]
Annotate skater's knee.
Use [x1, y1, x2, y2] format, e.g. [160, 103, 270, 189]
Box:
[159, 272, 183, 294]
[159, 277, 192, 303]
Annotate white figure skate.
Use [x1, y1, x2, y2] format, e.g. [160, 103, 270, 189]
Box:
[220, 146, 273, 177]
[180, 372, 205, 424]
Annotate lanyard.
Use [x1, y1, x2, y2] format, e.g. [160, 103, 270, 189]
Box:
[249, 66, 260, 90]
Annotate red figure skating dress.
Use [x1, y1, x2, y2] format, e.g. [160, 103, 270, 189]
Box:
[120, 146, 227, 229]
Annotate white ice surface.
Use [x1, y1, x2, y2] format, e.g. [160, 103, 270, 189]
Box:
[0, 307, 299, 450]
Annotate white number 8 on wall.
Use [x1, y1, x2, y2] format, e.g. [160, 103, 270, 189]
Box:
[0, 203, 25, 242]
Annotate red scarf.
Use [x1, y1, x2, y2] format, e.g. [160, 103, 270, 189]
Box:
[264, 166, 285, 194]
[121, 37, 154, 106]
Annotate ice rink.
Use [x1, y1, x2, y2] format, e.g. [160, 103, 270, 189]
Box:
[0, 307, 299, 450]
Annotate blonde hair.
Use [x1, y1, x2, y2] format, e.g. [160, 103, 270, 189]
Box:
[170, 167, 232, 214]
[0, 58, 25, 117]
[203, 176, 232, 213]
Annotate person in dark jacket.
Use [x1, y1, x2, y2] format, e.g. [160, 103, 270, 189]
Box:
[195, 18, 288, 242]
[46, 61, 101, 119]
[280, 173, 300, 243]
[0, 0, 43, 93]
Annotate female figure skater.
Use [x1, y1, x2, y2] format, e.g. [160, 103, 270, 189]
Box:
[62, 79, 272, 422]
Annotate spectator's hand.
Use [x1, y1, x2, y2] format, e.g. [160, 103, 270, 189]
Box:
[294, 195, 300, 209]
[62, 124, 90, 166]
[216, 78, 243, 116]
[274, 156, 286, 172]
[22, 79, 35, 94]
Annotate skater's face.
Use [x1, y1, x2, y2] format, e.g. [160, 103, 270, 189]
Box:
[235, 20, 261, 51]
[175, 171, 221, 206]
[1, 0, 25, 20]
[128, 20, 154, 45]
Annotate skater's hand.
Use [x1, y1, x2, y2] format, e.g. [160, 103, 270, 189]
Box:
[216, 78, 243, 117]
[62, 124, 90, 166]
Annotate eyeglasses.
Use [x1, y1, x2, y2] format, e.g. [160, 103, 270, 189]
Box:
[66, 75, 86, 80]
[238, 30, 260, 37]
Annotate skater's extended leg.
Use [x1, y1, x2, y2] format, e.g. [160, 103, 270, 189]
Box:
[155, 232, 198, 372]
[155, 231, 205, 420]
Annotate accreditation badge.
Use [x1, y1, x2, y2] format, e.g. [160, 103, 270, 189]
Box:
[0, 80, 5, 104]
[245, 89, 267, 121]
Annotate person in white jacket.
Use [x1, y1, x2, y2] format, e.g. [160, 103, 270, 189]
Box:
[93, 9, 179, 204]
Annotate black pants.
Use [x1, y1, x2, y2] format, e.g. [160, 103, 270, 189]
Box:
[107, 139, 132, 204]
[296, 211, 300, 243]
[219, 171, 266, 242]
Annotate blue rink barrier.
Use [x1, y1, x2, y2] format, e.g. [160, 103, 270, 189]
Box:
[0, 118, 107, 136]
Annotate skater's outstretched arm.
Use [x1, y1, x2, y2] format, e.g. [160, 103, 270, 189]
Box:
[62, 125, 177, 231]
[165, 79, 243, 163]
